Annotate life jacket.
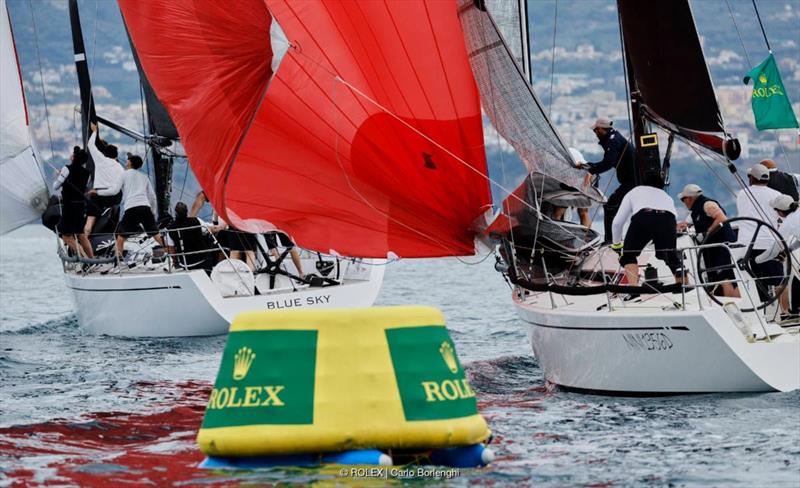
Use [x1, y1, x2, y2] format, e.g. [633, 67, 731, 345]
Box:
[61, 163, 90, 203]
[690, 195, 735, 242]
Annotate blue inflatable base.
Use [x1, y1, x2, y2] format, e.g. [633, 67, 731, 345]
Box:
[200, 449, 391, 469]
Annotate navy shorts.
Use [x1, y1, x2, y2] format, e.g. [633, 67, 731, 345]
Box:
[57, 201, 86, 235]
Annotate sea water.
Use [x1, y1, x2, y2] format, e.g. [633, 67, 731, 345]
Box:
[1, 226, 798, 486]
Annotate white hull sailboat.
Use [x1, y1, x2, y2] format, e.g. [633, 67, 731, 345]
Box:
[64, 254, 384, 337]
[518, 296, 799, 394]
[456, 0, 800, 394]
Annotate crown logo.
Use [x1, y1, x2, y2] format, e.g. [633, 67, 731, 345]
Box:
[758, 73, 768, 84]
[439, 341, 458, 374]
[232, 347, 256, 380]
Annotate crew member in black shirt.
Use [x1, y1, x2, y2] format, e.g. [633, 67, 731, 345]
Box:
[53, 146, 92, 257]
[578, 117, 636, 243]
[762, 159, 799, 200]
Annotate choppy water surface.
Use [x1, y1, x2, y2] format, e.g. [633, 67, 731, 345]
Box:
[1, 226, 798, 486]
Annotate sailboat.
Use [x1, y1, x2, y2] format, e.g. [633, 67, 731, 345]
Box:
[482, 0, 799, 394]
[0, 0, 48, 235]
[30, 0, 386, 337]
[118, 0, 799, 391]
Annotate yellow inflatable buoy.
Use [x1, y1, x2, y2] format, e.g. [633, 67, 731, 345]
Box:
[197, 305, 490, 457]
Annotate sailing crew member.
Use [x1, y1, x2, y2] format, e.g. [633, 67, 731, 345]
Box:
[91, 153, 164, 261]
[165, 202, 212, 271]
[612, 173, 683, 288]
[189, 191, 306, 276]
[577, 117, 636, 243]
[736, 163, 783, 300]
[761, 159, 800, 200]
[676, 184, 739, 298]
[53, 146, 92, 258]
[756, 194, 800, 315]
[84, 122, 124, 248]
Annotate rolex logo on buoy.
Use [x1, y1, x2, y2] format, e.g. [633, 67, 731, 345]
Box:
[233, 347, 256, 380]
[439, 341, 458, 374]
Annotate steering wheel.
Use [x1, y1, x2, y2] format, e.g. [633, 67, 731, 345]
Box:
[697, 216, 790, 312]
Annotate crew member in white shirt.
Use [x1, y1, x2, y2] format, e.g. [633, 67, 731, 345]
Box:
[735, 163, 783, 300]
[756, 194, 800, 314]
[90, 153, 164, 260]
[612, 174, 683, 287]
[84, 122, 124, 242]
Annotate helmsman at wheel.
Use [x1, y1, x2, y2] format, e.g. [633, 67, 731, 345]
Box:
[577, 117, 636, 244]
[677, 184, 739, 298]
[611, 174, 684, 287]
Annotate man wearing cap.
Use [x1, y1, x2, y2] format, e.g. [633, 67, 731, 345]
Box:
[736, 163, 783, 299]
[577, 117, 636, 243]
[612, 173, 683, 290]
[677, 184, 738, 297]
[761, 159, 800, 200]
[756, 194, 800, 315]
[82, 122, 124, 257]
[91, 152, 164, 262]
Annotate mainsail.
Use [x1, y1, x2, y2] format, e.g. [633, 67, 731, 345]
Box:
[119, 0, 492, 258]
[617, 0, 740, 159]
[0, 0, 48, 235]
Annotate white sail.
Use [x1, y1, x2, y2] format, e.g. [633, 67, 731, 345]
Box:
[0, 0, 48, 235]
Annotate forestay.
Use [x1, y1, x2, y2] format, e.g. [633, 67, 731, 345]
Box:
[0, 0, 48, 235]
[120, 0, 492, 258]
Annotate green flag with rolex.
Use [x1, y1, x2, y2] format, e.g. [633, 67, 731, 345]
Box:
[743, 53, 799, 130]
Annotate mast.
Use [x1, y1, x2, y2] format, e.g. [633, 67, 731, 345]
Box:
[518, 0, 531, 85]
[68, 0, 95, 151]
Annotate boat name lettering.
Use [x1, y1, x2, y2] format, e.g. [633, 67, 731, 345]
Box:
[421, 379, 476, 402]
[206, 386, 285, 409]
[265, 295, 331, 310]
[621, 332, 673, 351]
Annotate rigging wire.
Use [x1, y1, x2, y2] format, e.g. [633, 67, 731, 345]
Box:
[547, 0, 558, 117]
[27, 0, 56, 165]
[616, 6, 634, 139]
[751, 0, 772, 53]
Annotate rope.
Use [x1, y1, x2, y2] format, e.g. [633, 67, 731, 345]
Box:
[751, 0, 772, 52]
[27, 0, 55, 164]
[547, 0, 558, 117]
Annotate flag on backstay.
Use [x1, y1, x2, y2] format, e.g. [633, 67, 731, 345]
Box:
[743, 53, 799, 130]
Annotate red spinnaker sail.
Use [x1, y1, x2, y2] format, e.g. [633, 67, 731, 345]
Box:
[119, 0, 491, 257]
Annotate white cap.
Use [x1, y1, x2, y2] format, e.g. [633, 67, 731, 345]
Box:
[747, 163, 770, 182]
[769, 194, 796, 211]
[678, 184, 703, 200]
[591, 117, 613, 130]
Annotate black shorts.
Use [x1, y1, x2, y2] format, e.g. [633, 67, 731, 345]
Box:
[264, 231, 295, 250]
[118, 206, 158, 237]
[86, 192, 122, 217]
[620, 210, 682, 274]
[701, 243, 736, 283]
[218, 229, 257, 252]
[57, 201, 86, 235]
[749, 249, 784, 300]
